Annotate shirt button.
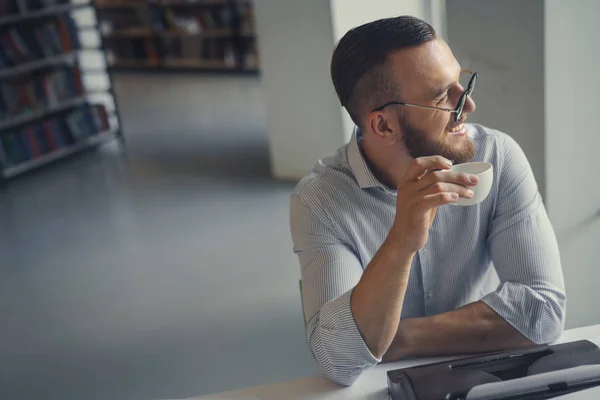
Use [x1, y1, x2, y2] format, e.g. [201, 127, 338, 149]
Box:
[426, 291, 433, 300]
[422, 248, 429, 256]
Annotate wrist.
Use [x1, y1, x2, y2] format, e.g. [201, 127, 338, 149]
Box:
[385, 229, 419, 259]
[382, 320, 414, 362]
[395, 320, 414, 358]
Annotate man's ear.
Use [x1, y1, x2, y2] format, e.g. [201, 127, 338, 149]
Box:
[368, 112, 397, 145]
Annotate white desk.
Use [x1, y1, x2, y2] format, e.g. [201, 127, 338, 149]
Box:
[187, 324, 600, 400]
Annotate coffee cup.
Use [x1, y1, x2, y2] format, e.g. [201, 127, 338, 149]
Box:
[447, 162, 493, 206]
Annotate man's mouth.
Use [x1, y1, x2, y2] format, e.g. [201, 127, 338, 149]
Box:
[447, 122, 467, 136]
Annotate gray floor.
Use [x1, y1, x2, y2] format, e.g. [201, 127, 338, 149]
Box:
[0, 74, 318, 400]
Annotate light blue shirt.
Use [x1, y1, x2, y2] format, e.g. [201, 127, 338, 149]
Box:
[289, 124, 566, 386]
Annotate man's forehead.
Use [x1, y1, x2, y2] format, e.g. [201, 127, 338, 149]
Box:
[386, 39, 460, 96]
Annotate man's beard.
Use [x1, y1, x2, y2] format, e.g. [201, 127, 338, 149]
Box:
[400, 117, 475, 165]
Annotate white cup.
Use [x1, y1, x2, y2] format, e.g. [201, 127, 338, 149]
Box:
[447, 162, 494, 206]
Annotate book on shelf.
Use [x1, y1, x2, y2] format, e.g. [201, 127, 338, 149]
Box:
[201, 38, 218, 60]
[0, 15, 80, 67]
[24, 125, 41, 157]
[165, 37, 181, 59]
[219, 6, 232, 27]
[223, 43, 235, 67]
[65, 104, 101, 140]
[194, 8, 230, 31]
[146, 4, 167, 32]
[162, 8, 178, 30]
[237, 1, 255, 34]
[180, 36, 202, 60]
[0, 103, 111, 167]
[144, 40, 159, 63]
[243, 41, 258, 69]
[0, 134, 6, 165]
[201, 9, 216, 29]
[33, 123, 49, 153]
[57, 15, 79, 51]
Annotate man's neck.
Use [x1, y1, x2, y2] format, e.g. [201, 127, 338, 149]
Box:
[360, 134, 413, 189]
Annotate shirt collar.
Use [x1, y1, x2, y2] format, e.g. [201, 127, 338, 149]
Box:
[347, 128, 387, 190]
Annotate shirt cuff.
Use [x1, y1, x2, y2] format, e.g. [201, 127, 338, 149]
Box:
[481, 281, 554, 344]
[317, 288, 382, 367]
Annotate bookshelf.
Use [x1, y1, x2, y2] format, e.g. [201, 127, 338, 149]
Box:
[0, 0, 123, 180]
[0, 2, 90, 26]
[94, 0, 259, 73]
[3, 128, 116, 177]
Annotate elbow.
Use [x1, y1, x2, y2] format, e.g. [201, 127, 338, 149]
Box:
[303, 298, 380, 387]
[306, 328, 373, 387]
[322, 366, 362, 387]
[308, 341, 365, 387]
[531, 293, 566, 344]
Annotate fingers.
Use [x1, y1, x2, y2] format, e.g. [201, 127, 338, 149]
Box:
[403, 156, 453, 181]
[421, 182, 474, 199]
[419, 193, 459, 210]
[416, 170, 478, 191]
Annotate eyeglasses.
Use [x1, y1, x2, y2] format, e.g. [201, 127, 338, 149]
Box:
[371, 69, 478, 122]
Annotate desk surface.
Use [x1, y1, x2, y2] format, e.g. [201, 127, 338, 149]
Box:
[188, 324, 600, 400]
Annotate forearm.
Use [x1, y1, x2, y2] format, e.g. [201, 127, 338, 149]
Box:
[351, 233, 415, 358]
[382, 301, 533, 362]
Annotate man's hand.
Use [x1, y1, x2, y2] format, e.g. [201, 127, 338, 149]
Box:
[392, 156, 479, 252]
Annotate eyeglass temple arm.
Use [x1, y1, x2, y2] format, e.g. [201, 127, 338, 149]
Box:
[400, 102, 456, 113]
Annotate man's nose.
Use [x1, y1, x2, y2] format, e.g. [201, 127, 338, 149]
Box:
[463, 94, 476, 115]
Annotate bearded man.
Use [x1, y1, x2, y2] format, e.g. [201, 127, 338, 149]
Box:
[289, 15, 566, 386]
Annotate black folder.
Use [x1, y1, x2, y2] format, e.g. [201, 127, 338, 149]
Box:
[387, 340, 600, 400]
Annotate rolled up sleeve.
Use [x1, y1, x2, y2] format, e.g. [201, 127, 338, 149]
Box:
[290, 195, 380, 386]
[482, 135, 566, 344]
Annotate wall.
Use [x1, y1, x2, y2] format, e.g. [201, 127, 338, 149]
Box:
[446, 0, 546, 197]
[255, 0, 437, 179]
[545, 0, 600, 328]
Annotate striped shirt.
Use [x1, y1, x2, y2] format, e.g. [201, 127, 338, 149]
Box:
[289, 124, 566, 386]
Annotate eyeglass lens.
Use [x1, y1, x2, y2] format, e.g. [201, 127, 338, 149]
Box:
[455, 73, 477, 122]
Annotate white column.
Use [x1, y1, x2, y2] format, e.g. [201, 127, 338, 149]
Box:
[545, 0, 600, 328]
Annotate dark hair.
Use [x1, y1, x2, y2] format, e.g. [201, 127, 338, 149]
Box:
[330, 16, 436, 128]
